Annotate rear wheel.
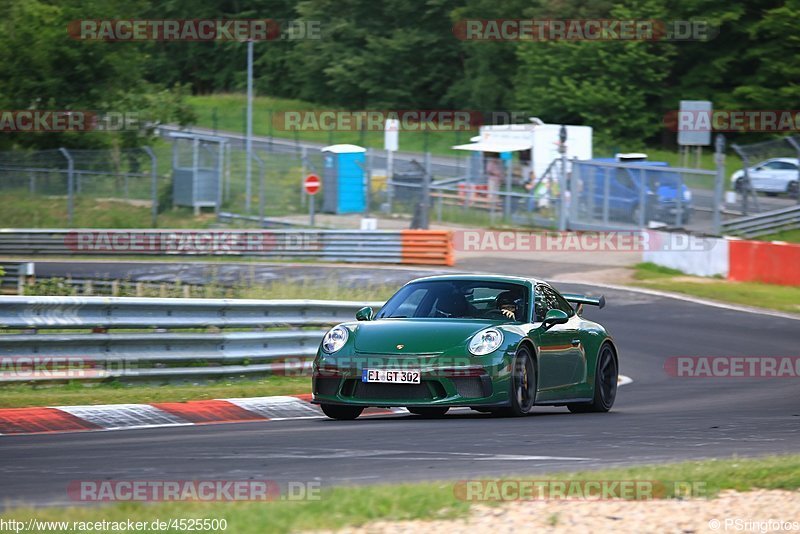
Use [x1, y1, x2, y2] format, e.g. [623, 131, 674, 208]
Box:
[497, 346, 536, 417]
[788, 181, 798, 196]
[568, 344, 617, 413]
[320, 404, 363, 420]
[407, 407, 449, 417]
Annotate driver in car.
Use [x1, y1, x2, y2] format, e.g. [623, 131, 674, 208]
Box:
[494, 290, 521, 320]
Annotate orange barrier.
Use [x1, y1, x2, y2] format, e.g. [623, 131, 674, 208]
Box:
[400, 230, 454, 266]
[728, 239, 800, 286]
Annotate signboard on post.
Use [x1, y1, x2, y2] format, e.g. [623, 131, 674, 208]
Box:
[384, 119, 399, 152]
[304, 174, 320, 225]
[385, 119, 399, 211]
[678, 100, 713, 146]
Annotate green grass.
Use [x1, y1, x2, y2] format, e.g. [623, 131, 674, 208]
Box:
[632, 262, 800, 313]
[2, 455, 798, 533]
[0, 376, 311, 408]
[755, 228, 800, 243]
[0, 191, 212, 229]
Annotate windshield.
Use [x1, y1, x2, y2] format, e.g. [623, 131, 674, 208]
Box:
[376, 280, 529, 321]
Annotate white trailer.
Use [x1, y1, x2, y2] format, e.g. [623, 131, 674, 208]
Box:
[452, 122, 593, 180]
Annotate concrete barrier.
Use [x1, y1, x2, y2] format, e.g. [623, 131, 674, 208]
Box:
[728, 239, 800, 286]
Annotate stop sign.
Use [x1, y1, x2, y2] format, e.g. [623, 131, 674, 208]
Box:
[304, 174, 321, 195]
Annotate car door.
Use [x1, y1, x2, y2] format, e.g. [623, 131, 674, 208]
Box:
[533, 285, 585, 395]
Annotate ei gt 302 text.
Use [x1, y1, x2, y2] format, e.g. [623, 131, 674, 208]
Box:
[311, 275, 619, 420]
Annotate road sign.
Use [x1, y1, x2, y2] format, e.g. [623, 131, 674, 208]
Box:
[304, 174, 321, 195]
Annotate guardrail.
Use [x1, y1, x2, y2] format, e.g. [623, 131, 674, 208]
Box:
[0, 229, 454, 266]
[0, 262, 33, 294]
[0, 296, 384, 382]
[722, 205, 800, 238]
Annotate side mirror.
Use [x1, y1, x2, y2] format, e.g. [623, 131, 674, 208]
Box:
[355, 306, 374, 321]
[542, 309, 569, 329]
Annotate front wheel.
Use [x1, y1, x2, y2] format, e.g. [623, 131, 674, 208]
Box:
[568, 344, 618, 413]
[408, 407, 449, 417]
[788, 181, 798, 196]
[497, 346, 536, 417]
[320, 404, 363, 420]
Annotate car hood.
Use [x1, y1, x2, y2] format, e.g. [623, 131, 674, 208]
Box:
[352, 319, 497, 354]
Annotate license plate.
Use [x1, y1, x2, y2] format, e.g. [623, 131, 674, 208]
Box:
[362, 369, 421, 384]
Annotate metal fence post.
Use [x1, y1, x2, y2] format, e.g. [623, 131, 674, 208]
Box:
[59, 148, 74, 226]
[142, 146, 158, 227]
[558, 125, 568, 231]
[301, 146, 308, 207]
[638, 168, 646, 228]
[787, 136, 800, 204]
[713, 134, 726, 234]
[421, 152, 431, 229]
[252, 152, 265, 226]
[504, 157, 512, 221]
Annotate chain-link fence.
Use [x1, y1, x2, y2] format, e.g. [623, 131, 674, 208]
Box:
[0, 147, 159, 227]
[731, 135, 800, 215]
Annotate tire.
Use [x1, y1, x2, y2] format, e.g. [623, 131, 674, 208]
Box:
[568, 344, 618, 413]
[408, 407, 449, 417]
[734, 179, 744, 193]
[788, 181, 798, 196]
[320, 404, 364, 420]
[497, 346, 536, 417]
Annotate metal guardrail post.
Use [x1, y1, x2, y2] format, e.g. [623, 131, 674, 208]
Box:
[142, 146, 158, 227]
[58, 148, 74, 226]
[713, 134, 726, 235]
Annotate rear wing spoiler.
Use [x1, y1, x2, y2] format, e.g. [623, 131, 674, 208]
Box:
[562, 293, 606, 310]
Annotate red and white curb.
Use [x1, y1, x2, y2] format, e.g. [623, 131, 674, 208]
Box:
[0, 377, 632, 436]
[0, 395, 402, 436]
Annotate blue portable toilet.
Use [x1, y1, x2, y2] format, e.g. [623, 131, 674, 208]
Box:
[321, 144, 366, 214]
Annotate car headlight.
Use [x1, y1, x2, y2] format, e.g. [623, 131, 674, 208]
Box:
[683, 189, 692, 202]
[322, 326, 349, 353]
[468, 328, 504, 356]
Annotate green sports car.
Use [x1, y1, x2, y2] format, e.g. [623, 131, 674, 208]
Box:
[311, 275, 618, 420]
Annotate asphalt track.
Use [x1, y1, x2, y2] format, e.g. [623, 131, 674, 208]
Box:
[2, 267, 799, 507]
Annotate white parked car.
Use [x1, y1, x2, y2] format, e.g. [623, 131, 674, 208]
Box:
[730, 158, 799, 196]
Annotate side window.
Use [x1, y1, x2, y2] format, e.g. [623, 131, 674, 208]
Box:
[773, 161, 797, 170]
[551, 289, 575, 316]
[536, 285, 574, 320]
[534, 285, 548, 321]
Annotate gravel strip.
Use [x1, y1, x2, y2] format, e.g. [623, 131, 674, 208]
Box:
[334, 490, 800, 534]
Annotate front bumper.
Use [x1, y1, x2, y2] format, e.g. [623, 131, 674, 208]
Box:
[311, 352, 512, 408]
